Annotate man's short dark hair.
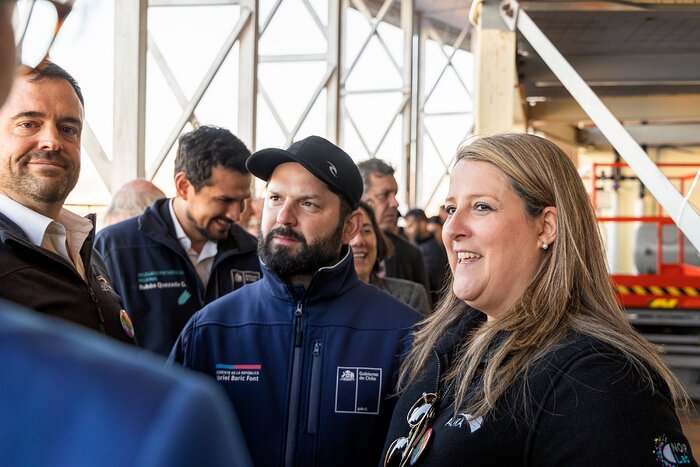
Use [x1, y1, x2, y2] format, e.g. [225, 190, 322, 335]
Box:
[405, 208, 428, 222]
[174, 125, 251, 191]
[30, 60, 84, 106]
[356, 159, 395, 195]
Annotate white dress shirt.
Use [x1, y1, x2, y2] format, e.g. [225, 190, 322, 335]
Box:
[0, 193, 93, 280]
[169, 199, 218, 285]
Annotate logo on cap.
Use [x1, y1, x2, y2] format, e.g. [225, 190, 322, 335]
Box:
[327, 161, 338, 178]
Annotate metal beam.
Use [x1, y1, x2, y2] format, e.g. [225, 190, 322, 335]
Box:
[580, 123, 700, 148]
[149, 0, 241, 5]
[326, 0, 342, 143]
[401, 0, 414, 205]
[147, 32, 200, 128]
[238, 0, 258, 150]
[501, 0, 700, 251]
[528, 94, 700, 124]
[473, 1, 517, 134]
[82, 123, 113, 192]
[148, 8, 252, 179]
[113, 0, 148, 187]
[521, 53, 700, 88]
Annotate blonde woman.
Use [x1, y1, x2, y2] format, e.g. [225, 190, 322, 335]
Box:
[382, 134, 695, 466]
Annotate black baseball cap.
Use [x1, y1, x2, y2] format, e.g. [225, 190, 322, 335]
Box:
[246, 136, 363, 210]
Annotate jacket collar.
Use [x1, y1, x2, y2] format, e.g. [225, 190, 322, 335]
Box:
[260, 245, 360, 304]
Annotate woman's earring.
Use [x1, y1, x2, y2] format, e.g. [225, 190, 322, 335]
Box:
[541, 243, 549, 250]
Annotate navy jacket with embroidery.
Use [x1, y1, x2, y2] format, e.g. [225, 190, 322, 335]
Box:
[94, 198, 261, 355]
[169, 247, 422, 467]
[0, 212, 134, 344]
[0, 299, 253, 467]
[381, 307, 697, 467]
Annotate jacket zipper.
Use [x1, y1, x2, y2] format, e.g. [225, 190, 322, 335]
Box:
[306, 340, 323, 434]
[87, 285, 107, 335]
[284, 301, 305, 467]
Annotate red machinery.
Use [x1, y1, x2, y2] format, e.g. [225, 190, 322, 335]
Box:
[589, 162, 700, 398]
[589, 162, 700, 309]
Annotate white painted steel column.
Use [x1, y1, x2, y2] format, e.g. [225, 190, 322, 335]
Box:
[499, 0, 700, 252]
[401, 0, 415, 206]
[113, 0, 147, 189]
[326, 0, 342, 144]
[473, 0, 516, 135]
[238, 0, 258, 150]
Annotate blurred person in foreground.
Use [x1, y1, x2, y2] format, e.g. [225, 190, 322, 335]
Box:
[0, 1, 252, 465]
[171, 135, 421, 467]
[357, 158, 429, 292]
[95, 125, 261, 355]
[350, 200, 430, 315]
[101, 178, 165, 227]
[382, 134, 696, 466]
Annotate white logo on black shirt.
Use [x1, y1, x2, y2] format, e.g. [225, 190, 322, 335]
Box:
[445, 413, 483, 433]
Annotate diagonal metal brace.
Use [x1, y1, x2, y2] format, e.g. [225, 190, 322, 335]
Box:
[498, 0, 700, 253]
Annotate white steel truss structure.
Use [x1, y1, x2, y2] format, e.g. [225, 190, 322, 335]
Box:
[72, 0, 474, 209]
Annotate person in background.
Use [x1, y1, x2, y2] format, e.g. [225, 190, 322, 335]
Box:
[427, 215, 444, 247]
[350, 201, 430, 314]
[0, 2, 252, 465]
[357, 158, 429, 293]
[171, 135, 421, 467]
[404, 208, 449, 306]
[0, 59, 133, 344]
[238, 195, 263, 237]
[95, 125, 261, 355]
[382, 134, 696, 466]
[101, 179, 165, 228]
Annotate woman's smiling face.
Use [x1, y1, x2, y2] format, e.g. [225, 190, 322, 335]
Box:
[442, 160, 547, 320]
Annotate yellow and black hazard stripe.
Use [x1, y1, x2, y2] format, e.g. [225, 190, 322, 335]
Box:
[615, 285, 700, 297]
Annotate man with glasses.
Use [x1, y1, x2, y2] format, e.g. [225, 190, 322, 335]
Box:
[171, 136, 422, 467]
[0, 2, 253, 466]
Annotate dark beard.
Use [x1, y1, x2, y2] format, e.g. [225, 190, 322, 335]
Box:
[258, 223, 344, 279]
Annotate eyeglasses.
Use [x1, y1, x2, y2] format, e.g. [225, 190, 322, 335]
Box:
[13, 0, 74, 69]
[384, 392, 438, 467]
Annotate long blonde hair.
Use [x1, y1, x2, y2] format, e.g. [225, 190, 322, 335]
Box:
[399, 133, 688, 418]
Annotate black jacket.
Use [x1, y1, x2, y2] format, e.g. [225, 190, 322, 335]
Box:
[381, 308, 697, 466]
[0, 212, 134, 344]
[384, 231, 429, 293]
[94, 199, 261, 355]
[414, 233, 448, 305]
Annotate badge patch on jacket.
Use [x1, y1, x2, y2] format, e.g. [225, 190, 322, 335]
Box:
[119, 309, 135, 339]
[95, 274, 114, 293]
[231, 269, 261, 287]
[215, 363, 262, 383]
[653, 434, 692, 465]
[335, 367, 382, 414]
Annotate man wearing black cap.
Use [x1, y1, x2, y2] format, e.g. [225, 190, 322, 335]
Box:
[170, 135, 422, 467]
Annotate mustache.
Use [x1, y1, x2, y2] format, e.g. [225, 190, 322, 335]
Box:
[266, 226, 306, 244]
[21, 150, 69, 168]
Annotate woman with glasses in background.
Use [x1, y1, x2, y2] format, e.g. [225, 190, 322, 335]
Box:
[350, 200, 431, 315]
[381, 134, 696, 466]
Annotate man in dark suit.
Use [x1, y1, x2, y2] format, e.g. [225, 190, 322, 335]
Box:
[357, 158, 430, 294]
